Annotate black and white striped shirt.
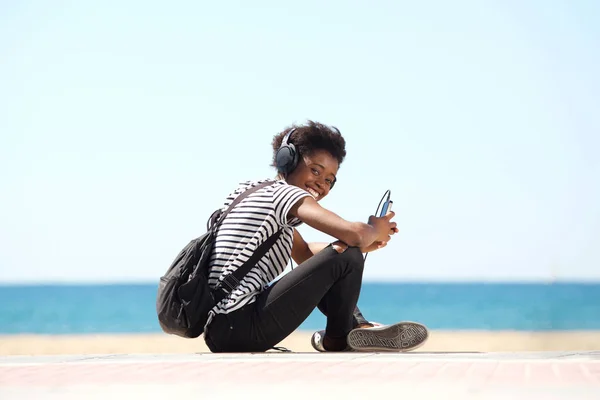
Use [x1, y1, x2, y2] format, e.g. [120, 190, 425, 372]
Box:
[205, 179, 311, 325]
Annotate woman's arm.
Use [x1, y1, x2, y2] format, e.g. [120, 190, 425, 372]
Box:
[289, 196, 395, 249]
[291, 229, 314, 265]
[290, 229, 350, 264]
[291, 229, 391, 266]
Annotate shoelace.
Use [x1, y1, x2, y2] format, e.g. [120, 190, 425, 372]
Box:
[270, 346, 292, 352]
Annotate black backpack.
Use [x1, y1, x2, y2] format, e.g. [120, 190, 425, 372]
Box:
[156, 181, 282, 338]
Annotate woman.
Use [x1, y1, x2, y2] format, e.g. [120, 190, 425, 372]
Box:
[203, 121, 428, 352]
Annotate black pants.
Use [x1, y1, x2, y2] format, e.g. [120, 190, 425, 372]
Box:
[204, 244, 368, 352]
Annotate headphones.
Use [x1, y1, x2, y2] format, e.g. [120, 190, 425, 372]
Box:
[275, 127, 337, 189]
[275, 128, 299, 177]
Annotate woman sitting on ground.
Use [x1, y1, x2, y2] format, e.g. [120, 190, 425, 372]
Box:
[203, 121, 428, 352]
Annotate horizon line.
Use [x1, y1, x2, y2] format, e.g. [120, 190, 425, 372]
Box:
[1, 279, 600, 286]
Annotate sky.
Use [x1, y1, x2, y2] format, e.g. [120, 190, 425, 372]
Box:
[1, 0, 599, 283]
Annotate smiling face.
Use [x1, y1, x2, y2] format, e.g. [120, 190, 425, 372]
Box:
[285, 149, 339, 201]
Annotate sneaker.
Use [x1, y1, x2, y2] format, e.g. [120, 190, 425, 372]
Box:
[346, 321, 429, 352]
[310, 329, 327, 352]
[311, 322, 383, 352]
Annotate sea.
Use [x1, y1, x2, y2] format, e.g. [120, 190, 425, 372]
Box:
[1, 282, 599, 335]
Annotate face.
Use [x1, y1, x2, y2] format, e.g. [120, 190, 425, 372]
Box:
[286, 149, 339, 202]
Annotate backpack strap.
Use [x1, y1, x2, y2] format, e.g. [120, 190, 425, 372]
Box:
[213, 229, 283, 303]
[208, 180, 285, 302]
[207, 180, 276, 231]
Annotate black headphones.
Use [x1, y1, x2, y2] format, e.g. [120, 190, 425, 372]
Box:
[275, 127, 337, 189]
[275, 128, 299, 177]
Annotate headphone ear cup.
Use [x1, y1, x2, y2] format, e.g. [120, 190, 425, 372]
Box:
[287, 143, 298, 173]
[276, 144, 298, 175]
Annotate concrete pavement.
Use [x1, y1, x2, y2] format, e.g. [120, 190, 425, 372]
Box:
[1, 351, 599, 399]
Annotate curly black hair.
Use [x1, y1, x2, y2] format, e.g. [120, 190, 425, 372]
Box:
[271, 120, 347, 170]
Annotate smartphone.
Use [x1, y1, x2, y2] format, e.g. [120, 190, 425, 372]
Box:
[379, 200, 393, 217]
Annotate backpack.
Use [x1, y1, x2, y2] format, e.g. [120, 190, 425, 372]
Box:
[156, 181, 282, 338]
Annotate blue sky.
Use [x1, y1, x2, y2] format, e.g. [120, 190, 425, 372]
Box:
[1, 0, 598, 283]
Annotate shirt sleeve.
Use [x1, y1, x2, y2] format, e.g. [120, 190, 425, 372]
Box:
[272, 183, 312, 228]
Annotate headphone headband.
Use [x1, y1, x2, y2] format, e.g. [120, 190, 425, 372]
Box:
[281, 128, 295, 146]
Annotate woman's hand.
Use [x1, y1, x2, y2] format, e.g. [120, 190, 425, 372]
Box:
[360, 240, 387, 253]
[362, 212, 399, 253]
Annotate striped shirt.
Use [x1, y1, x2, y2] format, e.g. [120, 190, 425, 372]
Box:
[205, 179, 311, 326]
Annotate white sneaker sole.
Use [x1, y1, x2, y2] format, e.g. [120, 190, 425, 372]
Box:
[346, 321, 429, 352]
[311, 322, 384, 352]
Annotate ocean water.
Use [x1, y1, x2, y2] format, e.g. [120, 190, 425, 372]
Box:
[0, 282, 599, 334]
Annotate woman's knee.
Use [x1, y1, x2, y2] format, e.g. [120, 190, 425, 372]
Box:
[332, 244, 364, 269]
[346, 246, 365, 266]
[331, 240, 349, 253]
